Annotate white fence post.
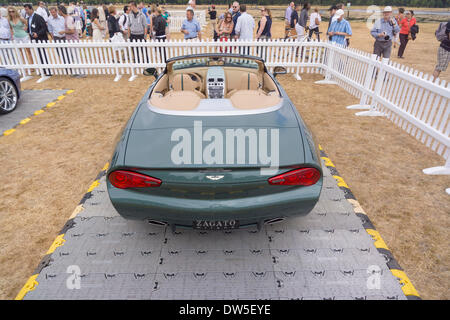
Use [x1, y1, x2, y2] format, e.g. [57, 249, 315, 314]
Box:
[355, 57, 387, 117]
[127, 39, 137, 82]
[12, 40, 33, 82]
[294, 39, 302, 80]
[347, 53, 378, 110]
[315, 42, 338, 85]
[423, 156, 450, 175]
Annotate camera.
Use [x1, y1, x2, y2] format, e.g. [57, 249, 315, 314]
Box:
[384, 35, 390, 41]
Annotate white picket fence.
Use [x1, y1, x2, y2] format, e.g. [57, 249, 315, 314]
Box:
[167, 16, 185, 33]
[165, 10, 207, 32]
[115, 10, 206, 33]
[0, 39, 324, 82]
[168, 10, 207, 27]
[0, 39, 448, 189]
[318, 43, 449, 182]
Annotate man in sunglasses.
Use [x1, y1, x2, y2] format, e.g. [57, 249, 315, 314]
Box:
[230, 1, 240, 39]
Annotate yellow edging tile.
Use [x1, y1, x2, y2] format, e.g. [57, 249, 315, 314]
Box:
[3, 128, 15, 136]
[390, 269, 420, 297]
[15, 274, 39, 300]
[366, 229, 390, 251]
[87, 180, 100, 193]
[333, 175, 349, 189]
[19, 118, 31, 125]
[46, 234, 66, 255]
[69, 204, 84, 219]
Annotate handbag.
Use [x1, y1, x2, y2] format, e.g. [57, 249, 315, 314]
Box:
[111, 32, 124, 42]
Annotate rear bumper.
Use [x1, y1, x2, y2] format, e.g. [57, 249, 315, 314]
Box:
[107, 180, 322, 227]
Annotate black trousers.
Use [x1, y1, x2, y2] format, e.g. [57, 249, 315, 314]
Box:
[54, 37, 66, 63]
[238, 46, 250, 56]
[155, 36, 167, 62]
[35, 39, 51, 76]
[308, 27, 320, 41]
[130, 34, 148, 63]
[130, 34, 145, 41]
[398, 33, 409, 58]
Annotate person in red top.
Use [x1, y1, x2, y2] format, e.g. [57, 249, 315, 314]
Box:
[393, 7, 404, 48]
[409, 10, 418, 40]
[409, 10, 417, 26]
[398, 11, 412, 58]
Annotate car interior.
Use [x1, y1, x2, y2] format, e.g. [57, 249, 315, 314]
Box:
[148, 65, 282, 112]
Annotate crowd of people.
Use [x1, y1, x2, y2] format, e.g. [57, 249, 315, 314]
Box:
[369, 6, 418, 59]
[0, 1, 173, 44]
[0, 1, 448, 78]
[281, 2, 447, 76]
[207, 2, 270, 42]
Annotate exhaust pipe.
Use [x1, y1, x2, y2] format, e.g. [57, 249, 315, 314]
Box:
[264, 218, 285, 225]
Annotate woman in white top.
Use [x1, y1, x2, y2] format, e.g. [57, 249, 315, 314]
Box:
[91, 8, 105, 41]
[308, 8, 321, 41]
[97, 5, 107, 38]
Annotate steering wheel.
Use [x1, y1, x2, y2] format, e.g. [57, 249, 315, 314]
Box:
[187, 73, 202, 91]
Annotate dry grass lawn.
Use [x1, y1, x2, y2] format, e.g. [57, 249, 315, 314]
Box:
[0, 12, 449, 300]
[0, 76, 150, 299]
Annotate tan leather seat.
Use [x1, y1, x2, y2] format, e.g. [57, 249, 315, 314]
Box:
[240, 72, 260, 90]
[227, 72, 261, 98]
[171, 73, 205, 98]
[229, 90, 281, 110]
[150, 91, 201, 111]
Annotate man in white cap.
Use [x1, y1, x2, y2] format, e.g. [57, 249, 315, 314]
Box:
[327, 8, 352, 47]
[187, 0, 195, 11]
[0, 8, 11, 42]
[370, 6, 400, 59]
[0, 5, 7, 19]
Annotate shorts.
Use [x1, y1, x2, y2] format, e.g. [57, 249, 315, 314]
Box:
[75, 20, 82, 31]
[285, 20, 291, 30]
[295, 24, 305, 41]
[436, 46, 450, 72]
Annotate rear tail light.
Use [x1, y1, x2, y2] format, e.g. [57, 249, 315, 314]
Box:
[268, 168, 321, 186]
[109, 170, 161, 189]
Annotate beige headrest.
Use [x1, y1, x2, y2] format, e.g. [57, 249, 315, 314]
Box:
[240, 73, 260, 91]
[172, 74, 197, 91]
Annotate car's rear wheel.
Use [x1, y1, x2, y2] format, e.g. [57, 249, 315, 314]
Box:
[0, 77, 18, 114]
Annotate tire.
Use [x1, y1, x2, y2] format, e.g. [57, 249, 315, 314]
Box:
[0, 77, 18, 114]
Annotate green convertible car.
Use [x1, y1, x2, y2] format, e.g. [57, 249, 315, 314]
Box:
[107, 53, 323, 230]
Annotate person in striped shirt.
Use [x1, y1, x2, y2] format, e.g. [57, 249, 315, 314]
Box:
[327, 9, 352, 47]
